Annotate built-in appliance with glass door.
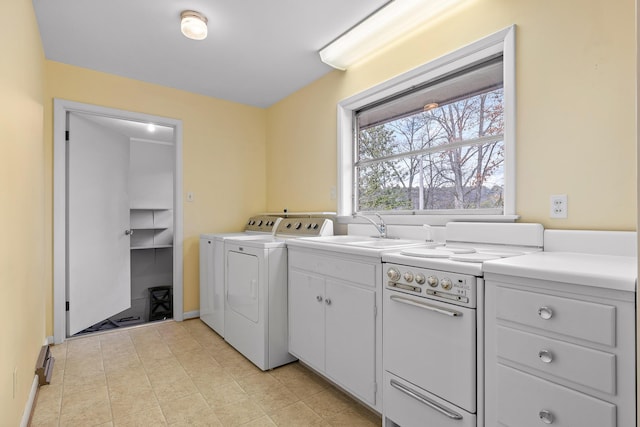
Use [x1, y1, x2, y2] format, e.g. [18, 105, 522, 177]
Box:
[224, 217, 333, 370]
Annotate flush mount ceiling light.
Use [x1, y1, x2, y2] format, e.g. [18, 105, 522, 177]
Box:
[181, 10, 208, 41]
[319, 0, 463, 70]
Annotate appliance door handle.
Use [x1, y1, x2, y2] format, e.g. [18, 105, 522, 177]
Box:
[389, 295, 462, 317]
[390, 379, 463, 420]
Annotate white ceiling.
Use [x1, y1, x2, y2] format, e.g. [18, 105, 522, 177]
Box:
[33, 0, 390, 108]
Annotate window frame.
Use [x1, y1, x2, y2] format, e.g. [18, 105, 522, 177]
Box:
[337, 26, 516, 223]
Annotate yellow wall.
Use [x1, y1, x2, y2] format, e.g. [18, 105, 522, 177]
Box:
[266, 0, 637, 231]
[0, 0, 46, 425]
[43, 62, 268, 334]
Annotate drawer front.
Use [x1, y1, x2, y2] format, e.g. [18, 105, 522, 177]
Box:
[497, 326, 616, 394]
[496, 365, 616, 427]
[495, 286, 616, 346]
[383, 372, 476, 427]
[289, 250, 376, 287]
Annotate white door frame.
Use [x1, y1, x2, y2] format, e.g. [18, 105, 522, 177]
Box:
[53, 98, 184, 344]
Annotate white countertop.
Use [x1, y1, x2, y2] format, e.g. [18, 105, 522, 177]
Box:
[483, 251, 637, 292]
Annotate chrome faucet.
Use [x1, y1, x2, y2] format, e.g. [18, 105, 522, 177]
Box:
[352, 212, 387, 238]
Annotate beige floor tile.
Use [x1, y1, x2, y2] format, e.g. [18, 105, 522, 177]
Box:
[212, 398, 266, 426]
[105, 365, 149, 388]
[112, 405, 167, 427]
[268, 401, 325, 427]
[166, 336, 203, 355]
[237, 372, 281, 396]
[49, 343, 68, 361]
[239, 415, 277, 426]
[158, 393, 212, 425]
[176, 351, 221, 376]
[301, 387, 353, 419]
[63, 356, 105, 378]
[59, 385, 112, 426]
[62, 371, 107, 395]
[103, 352, 142, 373]
[148, 367, 199, 402]
[252, 385, 300, 415]
[140, 353, 182, 373]
[198, 381, 249, 410]
[33, 321, 378, 427]
[109, 387, 161, 421]
[281, 374, 328, 400]
[322, 407, 381, 426]
[31, 389, 63, 426]
[220, 358, 262, 380]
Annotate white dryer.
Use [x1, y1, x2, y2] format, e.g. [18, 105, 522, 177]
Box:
[224, 217, 333, 370]
[199, 216, 281, 336]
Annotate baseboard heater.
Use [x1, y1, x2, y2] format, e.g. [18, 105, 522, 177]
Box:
[35, 345, 55, 386]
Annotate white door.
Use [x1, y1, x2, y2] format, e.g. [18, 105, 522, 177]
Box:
[288, 269, 326, 372]
[67, 112, 131, 336]
[226, 250, 260, 322]
[325, 279, 376, 404]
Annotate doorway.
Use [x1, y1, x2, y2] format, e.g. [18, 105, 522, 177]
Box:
[53, 99, 184, 343]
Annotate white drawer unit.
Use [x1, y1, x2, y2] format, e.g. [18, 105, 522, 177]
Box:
[496, 364, 616, 427]
[484, 252, 636, 427]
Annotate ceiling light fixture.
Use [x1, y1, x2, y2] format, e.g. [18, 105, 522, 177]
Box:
[319, 0, 463, 70]
[423, 102, 439, 111]
[181, 10, 208, 41]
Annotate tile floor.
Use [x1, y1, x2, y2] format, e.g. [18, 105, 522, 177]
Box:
[31, 319, 382, 426]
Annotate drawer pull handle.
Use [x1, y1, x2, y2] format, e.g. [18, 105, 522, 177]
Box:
[538, 306, 553, 320]
[316, 295, 323, 302]
[390, 379, 463, 420]
[390, 295, 462, 317]
[539, 409, 554, 424]
[538, 349, 553, 363]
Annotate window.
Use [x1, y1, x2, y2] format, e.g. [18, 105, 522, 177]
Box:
[337, 26, 515, 220]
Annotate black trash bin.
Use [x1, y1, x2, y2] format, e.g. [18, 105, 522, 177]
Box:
[148, 286, 173, 321]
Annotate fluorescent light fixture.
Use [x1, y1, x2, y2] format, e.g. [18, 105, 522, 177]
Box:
[181, 10, 208, 41]
[319, 0, 462, 70]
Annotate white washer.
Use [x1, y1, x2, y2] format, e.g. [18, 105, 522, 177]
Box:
[224, 217, 333, 370]
[199, 216, 281, 337]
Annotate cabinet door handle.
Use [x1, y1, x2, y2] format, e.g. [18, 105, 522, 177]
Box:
[125, 229, 134, 236]
[538, 349, 553, 363]
[316, 295, 323, 302]
[539, 409, 554, 424]
[390, 295, 462, 317]
[325, 298, 332, 305]
[390, 379, 462, 420]
[538, 306, 553, 320]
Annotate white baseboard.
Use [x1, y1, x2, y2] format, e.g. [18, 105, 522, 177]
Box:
[45, 336, 54, 345]
[183, 310, 200, 320]
[21, 375, 39, 427]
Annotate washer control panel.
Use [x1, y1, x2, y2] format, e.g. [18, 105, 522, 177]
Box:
[384, 262, 477, 308]
[275, 217, 334, 237]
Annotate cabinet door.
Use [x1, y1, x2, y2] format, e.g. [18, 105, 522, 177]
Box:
[289, 270, 326, 372]
[325, 279, 376, 405]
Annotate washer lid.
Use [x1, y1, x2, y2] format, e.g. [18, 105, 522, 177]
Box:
[400, 248, 453, 258]
[449, 253, 503, 263]
[436, 246, 476, 254]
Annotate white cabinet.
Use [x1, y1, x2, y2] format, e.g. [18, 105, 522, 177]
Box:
[288, 248, 381, 411]
[485, 264, 636, 427]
